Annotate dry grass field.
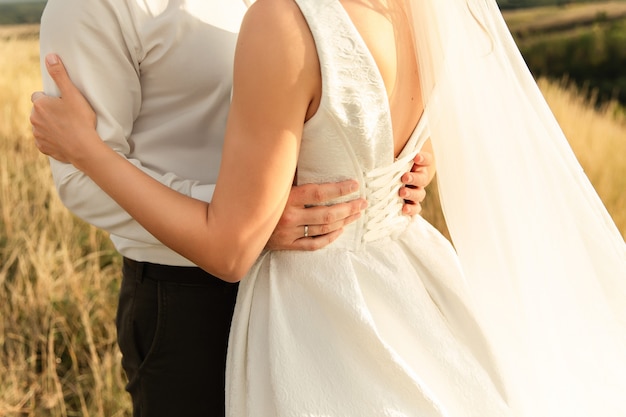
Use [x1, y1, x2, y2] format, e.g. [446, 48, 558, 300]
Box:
[0, 28, 130, 417]
[0, 23, 625, 417]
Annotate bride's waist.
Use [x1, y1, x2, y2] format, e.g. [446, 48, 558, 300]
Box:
[329, 204, 412, 251]
[300, 154, 417, 249]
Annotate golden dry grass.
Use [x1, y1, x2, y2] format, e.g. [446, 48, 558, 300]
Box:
[539, 78, 626, 231]
[0, 25, 625, 417]
[0, 31, 131, 417]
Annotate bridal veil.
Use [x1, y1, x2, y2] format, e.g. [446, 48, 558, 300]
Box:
[406, 0, 626, 414]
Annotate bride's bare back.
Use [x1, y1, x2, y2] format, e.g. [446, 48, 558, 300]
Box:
[340, 0, 423, 157]
[298, 0, 424, 157]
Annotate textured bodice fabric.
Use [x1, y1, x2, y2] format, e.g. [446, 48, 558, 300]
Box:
[225, 1, 513, 415]
[293, 0, 426, 250]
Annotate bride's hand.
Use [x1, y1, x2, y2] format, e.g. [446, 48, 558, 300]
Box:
[30, 54, 98, 164]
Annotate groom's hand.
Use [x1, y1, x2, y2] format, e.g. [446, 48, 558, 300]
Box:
[400, 151, 434, 216]
[30, 53, 98, 164]
[266, 180, 367, 251]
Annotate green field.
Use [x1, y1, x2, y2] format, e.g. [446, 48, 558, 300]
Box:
[0, 2, 45, 25]
[499, 0, 616, 8]
[503, 1, 626, 106]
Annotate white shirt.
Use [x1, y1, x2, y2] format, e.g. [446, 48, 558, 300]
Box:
[40, 0, 248, 265]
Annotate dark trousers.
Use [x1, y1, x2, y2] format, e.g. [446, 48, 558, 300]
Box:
[117, 258, 239, 417]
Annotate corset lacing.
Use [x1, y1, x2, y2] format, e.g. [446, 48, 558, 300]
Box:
[362, 150, 419, 242]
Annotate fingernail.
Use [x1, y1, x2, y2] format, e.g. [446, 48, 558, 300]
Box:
[360, 200, 368, 210]
[46, 54, 59, 66]
[406, 174, 413, 183]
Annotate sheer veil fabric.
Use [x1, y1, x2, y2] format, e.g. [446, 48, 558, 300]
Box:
[406, 0, 626, 414]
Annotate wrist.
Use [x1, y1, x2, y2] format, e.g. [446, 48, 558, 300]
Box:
[70, 133, 110, 172]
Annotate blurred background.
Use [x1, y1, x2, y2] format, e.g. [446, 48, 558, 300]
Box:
[0, 1, 625, 416]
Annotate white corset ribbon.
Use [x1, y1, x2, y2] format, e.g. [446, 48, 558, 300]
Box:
[362, 151, 418, 242]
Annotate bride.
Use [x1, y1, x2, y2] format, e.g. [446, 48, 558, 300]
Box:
[31, 0, 626, 415]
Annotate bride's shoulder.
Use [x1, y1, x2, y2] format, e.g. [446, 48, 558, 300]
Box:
[244, 0, 306, 26]
[238, 0, 318, 72]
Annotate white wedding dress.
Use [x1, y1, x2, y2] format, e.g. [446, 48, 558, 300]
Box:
[225, 1, 514, 415]
[226, 0, 626, 415]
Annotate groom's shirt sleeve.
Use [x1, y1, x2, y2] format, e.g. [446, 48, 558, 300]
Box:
[39, 0, 218, 249]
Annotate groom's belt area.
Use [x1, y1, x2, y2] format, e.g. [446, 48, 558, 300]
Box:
[123, 257, 239, 289]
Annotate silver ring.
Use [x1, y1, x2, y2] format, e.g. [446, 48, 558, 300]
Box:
[304, 225, 309, 238]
